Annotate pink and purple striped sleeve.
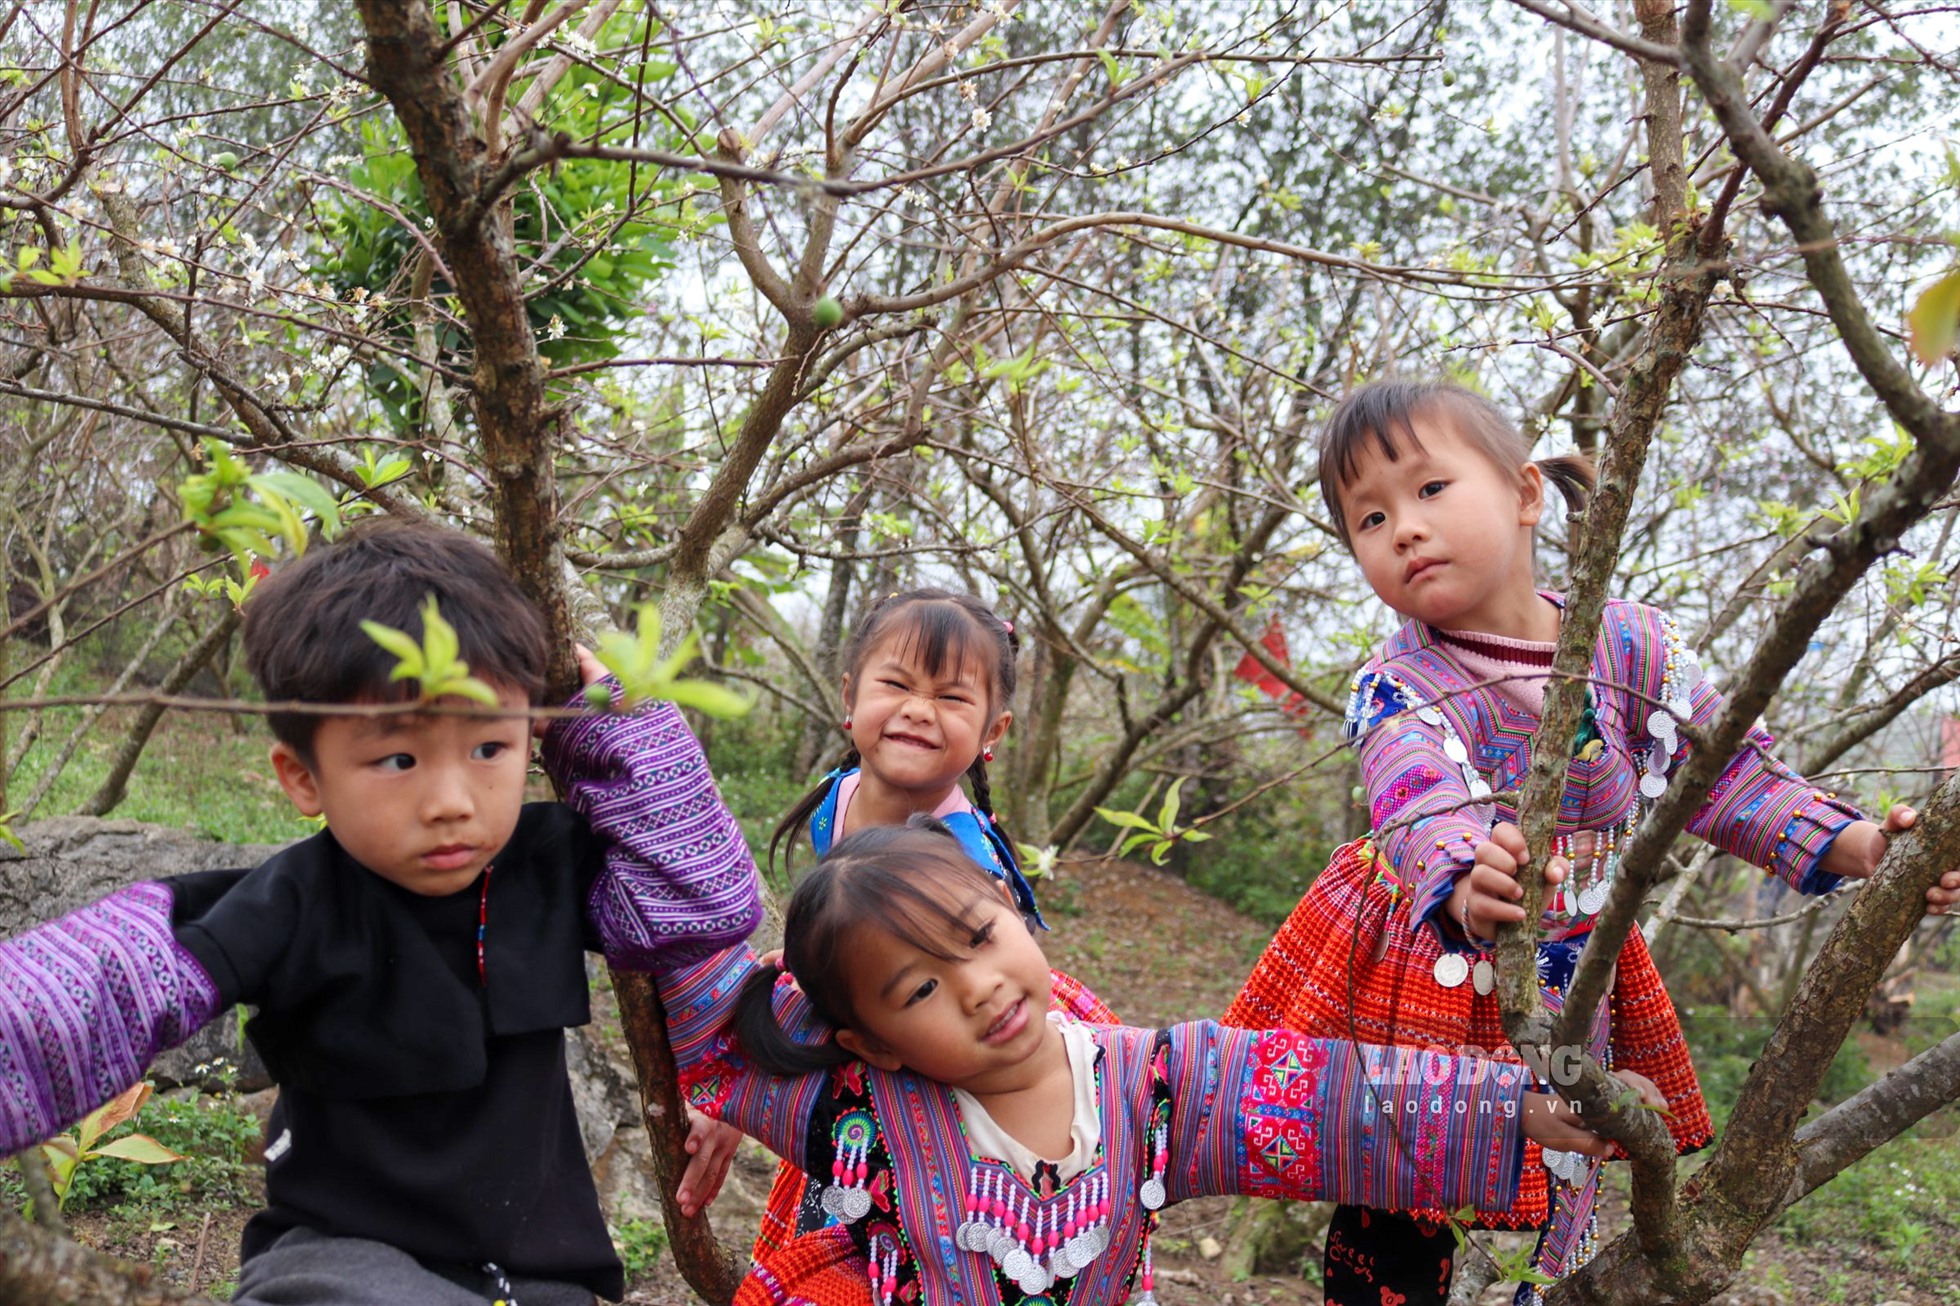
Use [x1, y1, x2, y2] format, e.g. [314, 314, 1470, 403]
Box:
[1348, 669, 1486, 946]
[660, 945, 828, 1167]
[0, 882, 221, 1154]
[1678, 678, 1863, 895]
[542, 686, 763, 968]
[1165, 1022, 1527, 1215]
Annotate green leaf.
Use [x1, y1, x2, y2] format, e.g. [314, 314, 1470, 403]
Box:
[421, 597, 462, 675]
[660, 679, 757, 718]
[1907, 267, 1960, 365]
[591, 605, 753, 718]
[1094, 806, 1160, 832]
[360, 620, 426, 679]
[88, 1133, 185, 1166]
[254, 471, 343, 529]
[1157, 777, 1186, 832]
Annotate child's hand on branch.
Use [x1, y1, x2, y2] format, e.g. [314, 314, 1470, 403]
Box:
[1819, 805, 1960, 914]
[1521, 1070, 1665, 1158]
[1446, 823, 1575, 943]
[1521, 1092, 1611, 1158]
[574, 643, 608, 689]
[676, 1108, 741, 1217]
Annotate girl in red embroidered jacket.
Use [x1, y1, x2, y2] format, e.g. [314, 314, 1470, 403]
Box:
[1223, 378, 1960, 1306]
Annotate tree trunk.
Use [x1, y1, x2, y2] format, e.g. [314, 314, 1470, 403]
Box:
[0, 1211, 219, 1306]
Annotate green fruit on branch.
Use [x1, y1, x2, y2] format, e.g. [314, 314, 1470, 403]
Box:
[812, 295, 843, 329]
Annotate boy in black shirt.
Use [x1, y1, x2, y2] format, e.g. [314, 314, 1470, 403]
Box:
[0, 522, 760, 1304]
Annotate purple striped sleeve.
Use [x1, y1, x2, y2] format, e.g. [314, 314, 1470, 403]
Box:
[0, 883, 220, 1154]
[1164, 1022, 1526, 1214]
[1348, 670, 1485, 947]
[1679, 678, 1863, 894]
[660, 945, 827, 1168]
[542, 686, 763, 968]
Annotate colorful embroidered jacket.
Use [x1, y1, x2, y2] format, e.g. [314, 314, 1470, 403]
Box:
[810, 766, 1045, 926]
[1347, 597, 1863, 947]
[0, 689, 757, 1297]
[669, 946, 1532, 1306]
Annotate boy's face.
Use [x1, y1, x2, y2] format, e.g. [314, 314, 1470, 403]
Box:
[270, 685, 531, 896]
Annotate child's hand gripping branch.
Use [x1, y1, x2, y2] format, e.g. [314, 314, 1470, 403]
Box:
[1818, 805, 1960, 914]
[571, 643, 742, 1216]
[1454, 808, 1960, 938]
[1445, 824, 1579, 944]
[1523, 1069, 1666, 1159]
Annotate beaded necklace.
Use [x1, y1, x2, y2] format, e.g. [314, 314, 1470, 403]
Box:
[475, 863, 493, 987]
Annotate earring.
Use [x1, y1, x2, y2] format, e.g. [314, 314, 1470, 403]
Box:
[842, 716, 853, 731]
[983, 748, 994, 763]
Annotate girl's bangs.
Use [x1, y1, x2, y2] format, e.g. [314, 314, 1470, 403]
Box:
[881, 603, 989, 685]
[843, 854, 999, 963]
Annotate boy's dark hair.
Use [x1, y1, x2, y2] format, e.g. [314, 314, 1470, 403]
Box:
[769, 588, 1019, 875]
[734, 819, 1004, 1075]
[1317, 379, 1595, 549]
[242, 519, 549, 760]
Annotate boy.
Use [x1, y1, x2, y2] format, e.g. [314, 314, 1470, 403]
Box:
[0, 521, 760, 1305]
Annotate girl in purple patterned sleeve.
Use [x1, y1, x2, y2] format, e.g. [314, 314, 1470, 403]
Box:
[1225, 379, 1960, 1306]
[642, 822, 1637, 1306]
[0, 520, 757, 1306]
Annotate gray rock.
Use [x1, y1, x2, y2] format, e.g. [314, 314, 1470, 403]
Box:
[568, 1019, 646, 1163]
[150, 1013, 274, 1094]
[0, 815, 287, 936]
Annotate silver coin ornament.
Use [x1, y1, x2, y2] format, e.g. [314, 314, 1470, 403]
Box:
[1542, 1148, 1578, 1183]
[1442, 736, 1469, 763]
[1646, 710, 1675, 741]
[1469, 778, 1493, 801]
[1417, 705, 1443, 725]
[1065, 1232, 1094, 1265]
[837, 1187, 871, 1222]
[1578, 882, 1610, 916]
[1001, 1249, 1034, 1281]
[1139, 1177, 1166, 1211]
[1433, 953, 1470, 989]
[988, 1228, 1019, 1260]
[1639, 772, 1668, 799]
[1018, 1267, 1051, 1296]
[1472, 959, 1495, 995]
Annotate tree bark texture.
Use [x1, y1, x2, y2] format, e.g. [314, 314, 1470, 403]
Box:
[350, 3, 738, 1293]
[1551, 767, 1960, 1304]
[610, 970, 742, 1304]
[1496, 0, 1712, 1257]
[354, 0, 577, 691]
[0, 1211, 217, 1306]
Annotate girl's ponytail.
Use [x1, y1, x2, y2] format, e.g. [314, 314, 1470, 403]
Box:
[1536, 453, 1596, 516]
[768, 745, 861, 880]
[731, 963, 852, 1076]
